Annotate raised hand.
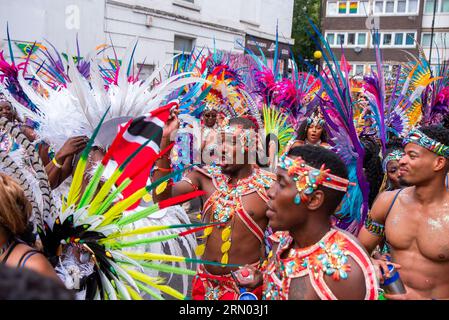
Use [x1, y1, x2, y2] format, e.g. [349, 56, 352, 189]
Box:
[56, 136, 89, 161]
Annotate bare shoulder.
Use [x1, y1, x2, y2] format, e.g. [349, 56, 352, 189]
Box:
[291, 140, 304, 148]
[369, 189, 405, 222]
[12, 244, 59, 281]
[24, 250, 60, 281]
[323, 256, 368, 300]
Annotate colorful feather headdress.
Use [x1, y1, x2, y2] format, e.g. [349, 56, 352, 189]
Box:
[3, 38, 206, 151]
[301, 19, 370, 235]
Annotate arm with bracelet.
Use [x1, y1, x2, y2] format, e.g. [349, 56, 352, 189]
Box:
[152, 111, 203, 203]
[358, 190, 403, 281]
[152, 136, 203, 203]
[44, 136, 88, 189]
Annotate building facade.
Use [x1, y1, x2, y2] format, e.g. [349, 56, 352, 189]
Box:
[321, 0, 424, 76]
[0, 0, 294, 77]
[421, 0, 449, 69]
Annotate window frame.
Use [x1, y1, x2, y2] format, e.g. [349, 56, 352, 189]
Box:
[373, 0, 420, 15]
[325, 31, 368, 48]
[326, 1, 368, 16]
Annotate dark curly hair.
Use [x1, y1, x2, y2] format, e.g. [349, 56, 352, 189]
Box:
[360, 136, 383, 207]
[288, 145, 348, 213]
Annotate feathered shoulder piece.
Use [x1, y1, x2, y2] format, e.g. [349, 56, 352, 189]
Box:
[38, 112, 237, 300]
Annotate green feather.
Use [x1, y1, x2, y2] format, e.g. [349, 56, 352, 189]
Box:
[115, 204, 160, 227]
[67, 107, 110, 206]
[95, 178, 132, 216]
[140, 262, 196, 276]
[77, 163, 105, 209]
[136, 282, 164, 300]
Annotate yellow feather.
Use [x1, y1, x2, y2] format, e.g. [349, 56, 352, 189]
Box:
[99, 187, 147, 227]
[125, 269, 186, 300]
[66, 158, 87, 206]
[105, 225, 170, 240]
[125, 285, 143, 300]
[88, 170, 124, 215]
[122, 251, 185, 263]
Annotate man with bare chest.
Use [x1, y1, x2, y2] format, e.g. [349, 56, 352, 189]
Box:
[153, 115, 275, 300]
[359, 125, 449, 299]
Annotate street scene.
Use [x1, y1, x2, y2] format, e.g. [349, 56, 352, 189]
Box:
[0, 0, 448, 302]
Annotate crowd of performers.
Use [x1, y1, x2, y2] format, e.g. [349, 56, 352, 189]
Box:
[0, 23, 449, 300]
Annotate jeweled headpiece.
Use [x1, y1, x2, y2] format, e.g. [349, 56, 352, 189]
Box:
[382, 150, 404, 172]
[278, 153, 352, 205]
[403, 128, 449, 158]
[306, 109, 325, 127]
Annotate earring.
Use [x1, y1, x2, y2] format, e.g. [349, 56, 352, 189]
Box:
[294, 194, 301, 205]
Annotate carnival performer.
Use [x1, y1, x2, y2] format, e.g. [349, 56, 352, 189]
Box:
[0, 173, 59, 281]
[153, 116, 276, 300]
[359, 125, 449, 299]
[201, 108, 221, 165]
[286, 108, 330, 151]
[380, 144, 405, 192]
[236, 145, 379, 300]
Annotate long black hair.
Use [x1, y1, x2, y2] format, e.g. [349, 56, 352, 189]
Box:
[360, 136, 383, 207]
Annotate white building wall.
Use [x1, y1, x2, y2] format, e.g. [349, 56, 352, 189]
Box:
[105, 0, 294, 68]
[0, 0, 106, 57]
[421, 6, 449, 64]
[0, 0, 294, 71]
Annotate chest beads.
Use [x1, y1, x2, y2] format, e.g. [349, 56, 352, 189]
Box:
[195, 166, 273, 265]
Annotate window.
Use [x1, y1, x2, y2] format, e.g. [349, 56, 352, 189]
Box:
[421, 32, 449, 47]
[375, 1, 384, 12]
[394, 33, 404, 45]
[372, 32, 381, 45]
[348, 33, 356, 45]
[425, 0, 436, 12]
[359, 1, 369, 14]
[373, 0, 420, 14]
[425, 0, 449, 12]
[386, 0, 395, 12]
[422, 33, 432, 46]
[349, 1, 358, 13]
[355, 64, 365, 75]
[405, 33, 415, 45]
[328, 1, 338, 14]
[174, 35, 195, 53]
[383, 33, 392, 45]
[137, 64, 155, 80]
[358, 33, 367, 45]
[397, 0, 407, 11]
[337, 33, 346, 45]
[326, 33, 336, 45]
[442, 0, 449, 11]
[339, 1, 347, 13]
[408, 0, 418, 12]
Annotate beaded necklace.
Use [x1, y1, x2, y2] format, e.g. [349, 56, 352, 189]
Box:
[195, 166, 274, 264]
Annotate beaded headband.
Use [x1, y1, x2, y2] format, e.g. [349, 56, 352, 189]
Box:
[278, 153, 353, 205]
[382, 150, 404, 172]
[403, 128, 449, 158]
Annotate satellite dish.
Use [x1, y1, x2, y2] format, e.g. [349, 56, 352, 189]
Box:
[354, 46, 362, 53]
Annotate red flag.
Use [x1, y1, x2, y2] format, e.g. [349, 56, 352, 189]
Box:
[109, 101, 177, 209]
